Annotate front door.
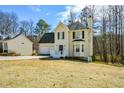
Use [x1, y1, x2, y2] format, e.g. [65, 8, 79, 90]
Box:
[59, 45, 64, 56]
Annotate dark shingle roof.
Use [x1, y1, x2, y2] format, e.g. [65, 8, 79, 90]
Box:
[39, 33, 54, 43]
[68, 22, 87, 30]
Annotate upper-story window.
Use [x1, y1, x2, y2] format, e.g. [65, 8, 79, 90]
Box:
[58, 32, 60, 39]
[82, 31, 84, 39]
[73, 32, 75, 39]
[58, 32, 64, 40]
[62, 32, 64, 39]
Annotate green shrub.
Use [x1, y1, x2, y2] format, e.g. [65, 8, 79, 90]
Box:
[32, 50, 38, 56]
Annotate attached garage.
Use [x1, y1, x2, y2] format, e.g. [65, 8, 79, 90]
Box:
[39, 47, 50, 54]
[39, 33, 54, 55]
[39, 44, 54, 55]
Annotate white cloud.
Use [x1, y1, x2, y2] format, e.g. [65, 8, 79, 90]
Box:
[29, 5, 42, 12]
[46, 12, 51, 16]
[57, 5, 85, 22]
[72, 5, 86, 13]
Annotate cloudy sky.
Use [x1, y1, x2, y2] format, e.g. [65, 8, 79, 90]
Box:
[0, 5, 85, 31]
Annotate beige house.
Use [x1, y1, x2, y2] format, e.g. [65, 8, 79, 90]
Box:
[39, 16, 93, 61]
[0, 33, 33, 56]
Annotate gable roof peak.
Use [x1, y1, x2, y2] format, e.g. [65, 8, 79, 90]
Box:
[59, 21, 66, 25]
[54, 21, 69, 31]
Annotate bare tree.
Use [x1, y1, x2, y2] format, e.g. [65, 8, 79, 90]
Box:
[19, 20, 30, 36]
[68, 9, 76, 25]
[0, 11, 18, 38]
[28, 20, 34, 39]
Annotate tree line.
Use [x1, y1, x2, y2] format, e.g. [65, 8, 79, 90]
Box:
[92, 6, 124, 64]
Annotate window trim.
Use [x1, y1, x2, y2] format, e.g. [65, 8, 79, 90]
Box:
[58, 32, 64, 40]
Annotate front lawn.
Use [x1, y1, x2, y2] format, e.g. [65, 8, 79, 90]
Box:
[0, 59, 124, 88]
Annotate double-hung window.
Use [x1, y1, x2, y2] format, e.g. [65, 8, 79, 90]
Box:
[75, 45, 80, 52]
[58, 32, 64, 39]
[62, 32, 64, 39]
[73, 32, 75, 39]
[82, 31, 84, 39]
[82, 44, 84, 52]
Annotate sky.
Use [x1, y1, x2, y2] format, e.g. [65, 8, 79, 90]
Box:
[0, 5, 85, 31]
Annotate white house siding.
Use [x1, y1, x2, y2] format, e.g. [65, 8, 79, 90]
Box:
[39, 43, 54, 55]
[54, 22, 69, 57]
[69, 29, 93, 57]
[5, 34, 33, 56]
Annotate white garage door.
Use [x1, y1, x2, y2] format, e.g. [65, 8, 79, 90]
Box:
[39, 47, 50, 54]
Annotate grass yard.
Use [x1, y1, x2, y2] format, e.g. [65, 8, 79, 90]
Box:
[0, 59, 124, 88]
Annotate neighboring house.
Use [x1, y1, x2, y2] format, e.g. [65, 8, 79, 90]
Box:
[0, 33, 33, 55]
[39, 16, 93, 61]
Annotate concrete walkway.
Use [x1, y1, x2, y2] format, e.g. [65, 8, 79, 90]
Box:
[0, 56, 49, 60]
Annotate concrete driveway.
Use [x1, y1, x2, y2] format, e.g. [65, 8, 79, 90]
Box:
[0, 56, 49, 60]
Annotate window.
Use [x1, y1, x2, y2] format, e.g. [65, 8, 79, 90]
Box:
[62, 32, 64, 39]
[82, 31, 84, 39]
[4, 43, 8, 53]
[82, 44, 84, 52]
[73, 32, 75, 39]
[58, 32, 60, 39]
[4, 43, 8, 50]
[75, 45, 80, 52]
[58, 32, 64, 39]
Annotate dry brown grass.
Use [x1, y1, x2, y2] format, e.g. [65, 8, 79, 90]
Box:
[0, 59, 124, 88]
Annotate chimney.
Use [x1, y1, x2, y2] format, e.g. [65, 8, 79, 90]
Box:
[87, 15, 92, 29]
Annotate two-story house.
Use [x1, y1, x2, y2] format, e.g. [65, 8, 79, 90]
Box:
[39, 16, 93, 61]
